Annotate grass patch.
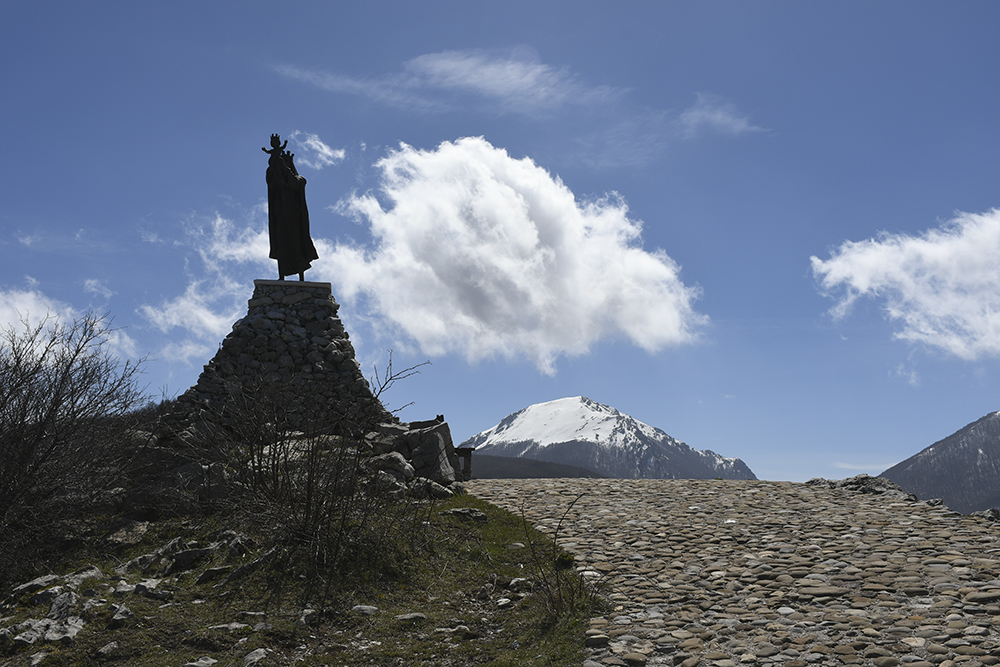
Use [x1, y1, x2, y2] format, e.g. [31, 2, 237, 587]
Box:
[0, 494, 599, 666]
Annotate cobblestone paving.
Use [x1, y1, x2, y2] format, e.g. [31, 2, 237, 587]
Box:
[467, 478, 1000, 667]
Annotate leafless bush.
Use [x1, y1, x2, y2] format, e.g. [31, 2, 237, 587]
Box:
[200, 356, 432, 595]
[0, 312, 147, 589]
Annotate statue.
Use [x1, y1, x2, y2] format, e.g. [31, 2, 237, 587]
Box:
[262, 134, 319, 280]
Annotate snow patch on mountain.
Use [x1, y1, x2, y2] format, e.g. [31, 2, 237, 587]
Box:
[462, 396, 756, 480]
[483, 396, 661, 449]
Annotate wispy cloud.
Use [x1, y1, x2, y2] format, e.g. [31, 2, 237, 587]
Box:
[274, 66, 442, 111]
[289, 131, 345, 170]
[892, 362, 920, 387]
[573, 96, 765, 168]
[573, 111, 675, 169]
[13, 229, 117, 254]
[679, 92, 766, 138]
[139, 280, 243, 342]
[0, 287, 78, 328]
[574, 93, 767, 168]
[159, 340, 216, 366]
[0, 285, 139, 361]
[812, 208, 1000, 360]
[275, 49, 622, 117]
[327, 137, 706, 374]
[140, 228, 165, 244]
[400, 50, 620, 112]
[138, 214, 271, 362]
[275, 49, 764, 169]
[190, 214, 271, 268]
[84, 278, 114, 300]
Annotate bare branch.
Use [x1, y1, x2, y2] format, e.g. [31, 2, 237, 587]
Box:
[368, 350, 430, 413]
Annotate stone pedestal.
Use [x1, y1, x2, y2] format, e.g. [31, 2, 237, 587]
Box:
[157, 279, 462, 493]
[165, 279, 391, 437]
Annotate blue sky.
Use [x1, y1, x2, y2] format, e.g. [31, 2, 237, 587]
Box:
[4, 2, 1000, 481]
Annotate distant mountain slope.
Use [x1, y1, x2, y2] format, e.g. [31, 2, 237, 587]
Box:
[472, 454, 605, 479]
[881, 411, 1000, 514]
[461, 396, 756, 480]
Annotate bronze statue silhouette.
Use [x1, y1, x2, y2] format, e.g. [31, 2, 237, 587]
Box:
[263, 134, 318, 280]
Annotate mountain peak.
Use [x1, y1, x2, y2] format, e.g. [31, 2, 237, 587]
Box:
[485, 396, 645, 449]
[462, 397, 756, 480]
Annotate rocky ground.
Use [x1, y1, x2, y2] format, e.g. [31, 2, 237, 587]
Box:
[468, 477, 1000, 667]
[0, 496, 587, 666]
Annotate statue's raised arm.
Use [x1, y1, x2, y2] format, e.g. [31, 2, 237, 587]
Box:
[262, 134, 288, 155]
[264, 134, 318, 281]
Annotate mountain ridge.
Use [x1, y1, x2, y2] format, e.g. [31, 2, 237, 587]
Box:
[881, 410, 1000, 514]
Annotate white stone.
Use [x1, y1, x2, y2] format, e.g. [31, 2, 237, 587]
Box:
[244, 648, 268, 664]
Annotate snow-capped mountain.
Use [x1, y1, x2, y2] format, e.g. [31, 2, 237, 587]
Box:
[881, 411, 1000, 514]
[461, 396, 757, 480]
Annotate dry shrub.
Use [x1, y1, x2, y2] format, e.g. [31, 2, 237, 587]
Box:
[0, 313, 147, 590]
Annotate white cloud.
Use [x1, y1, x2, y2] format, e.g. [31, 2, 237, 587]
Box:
[401, 50, 619, 112]
[574, 112, 674, 169]
[275, 49, 622, 116]
[105, 327, 140, 361]
[139, 280, 242, 341]
[277, 51, 763, 168]
[0, 286, 139, 361]
[274, 64, 447, 113]
[326, 137, 705, 374]
[192, 214, 271, 268]
[289, 131, 345, 170]
[812, 208, 1000, 360]
[84, 278, 114, 299]
[0, 287, 79, 329]
[139, 214, 270, 344]
[891, 362, 920, 387]
[140, 228, 164, 244]
[158, 339, 216, 366]
[575, 95, 764, 168]
[679, 92, 765, 138]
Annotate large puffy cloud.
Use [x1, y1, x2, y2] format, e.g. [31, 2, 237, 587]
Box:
[811, 209, 1000, 359]
[329, 137, 705, 373]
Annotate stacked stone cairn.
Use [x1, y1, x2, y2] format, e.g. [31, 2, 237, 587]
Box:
[156, 279, 464, 499]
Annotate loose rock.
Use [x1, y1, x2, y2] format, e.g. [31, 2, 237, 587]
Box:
[469, 478, 1000, 667]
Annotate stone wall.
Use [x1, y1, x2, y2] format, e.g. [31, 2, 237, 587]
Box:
[163, 279, 390, 438]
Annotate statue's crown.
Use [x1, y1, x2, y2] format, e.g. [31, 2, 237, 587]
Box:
[269, 133, 282, 149]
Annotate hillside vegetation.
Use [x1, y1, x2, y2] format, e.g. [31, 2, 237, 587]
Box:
[0, 313, 598, 666]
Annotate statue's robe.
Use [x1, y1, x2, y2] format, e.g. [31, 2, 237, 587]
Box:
[266, 156, 319, 277]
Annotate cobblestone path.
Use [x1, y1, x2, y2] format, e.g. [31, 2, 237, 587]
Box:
[467, 478, 1000, 667]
